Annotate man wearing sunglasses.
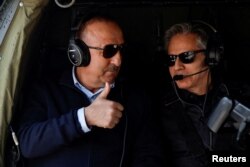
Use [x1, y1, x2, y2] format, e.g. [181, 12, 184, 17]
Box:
[158, 22, 250, 167]
[17, 14, 163, 167]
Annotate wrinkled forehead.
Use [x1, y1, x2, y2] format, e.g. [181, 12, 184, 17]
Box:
[168, 33, 201, 53]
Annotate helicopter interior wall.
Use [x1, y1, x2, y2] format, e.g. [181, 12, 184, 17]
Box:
[3, 1, 250, 167]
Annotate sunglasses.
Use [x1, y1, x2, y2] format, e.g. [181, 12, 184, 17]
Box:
[88, 44, 125, 58]
[167, 49, 206, 67]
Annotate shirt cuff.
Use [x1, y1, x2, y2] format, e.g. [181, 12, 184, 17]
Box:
[77, 107, 91, 133]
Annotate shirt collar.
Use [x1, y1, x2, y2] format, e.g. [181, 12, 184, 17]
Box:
[72, 67, 115, 102]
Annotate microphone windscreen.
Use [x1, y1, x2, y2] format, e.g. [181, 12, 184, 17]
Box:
[173, 75, 184, 81]
[207, 97, 232, 133]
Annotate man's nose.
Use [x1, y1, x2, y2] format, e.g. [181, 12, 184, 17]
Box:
[173, 57, 184, 70]
[111, 51, 122, 66]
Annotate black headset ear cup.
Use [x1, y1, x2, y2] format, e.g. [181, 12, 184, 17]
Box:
[209, 37, 224, 67]
[68, 39, 91, 66]
[191, 20, 224, 67]
[206, 35, 224, 67]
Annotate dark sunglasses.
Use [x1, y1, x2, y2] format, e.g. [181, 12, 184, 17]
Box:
[88, 44, 125, 58]
[167, 49, 206, 67]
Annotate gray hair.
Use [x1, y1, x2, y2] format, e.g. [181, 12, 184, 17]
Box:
[164, 22, 209, 52]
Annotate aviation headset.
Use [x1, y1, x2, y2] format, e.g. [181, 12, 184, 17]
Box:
[68, 37, 91, 67]
[191, 20, 224, 67]
[67, 14, 98, 67]
[67, 13, 122, 67]
[67, 21, 91, 67]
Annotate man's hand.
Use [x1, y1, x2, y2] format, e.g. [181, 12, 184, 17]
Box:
[85, 82, 124, 129]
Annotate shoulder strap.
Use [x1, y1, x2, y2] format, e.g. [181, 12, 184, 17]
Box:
[5, 125, 23, 167]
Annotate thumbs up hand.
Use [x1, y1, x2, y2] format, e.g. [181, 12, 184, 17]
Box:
[85, 82, 124, 129]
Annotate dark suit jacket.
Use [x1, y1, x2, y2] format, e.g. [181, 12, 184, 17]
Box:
[159, 82, 250, 167]
[17, 70, 163, 167]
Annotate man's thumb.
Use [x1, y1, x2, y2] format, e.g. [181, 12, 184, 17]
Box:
[97, 82, 111, 99]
